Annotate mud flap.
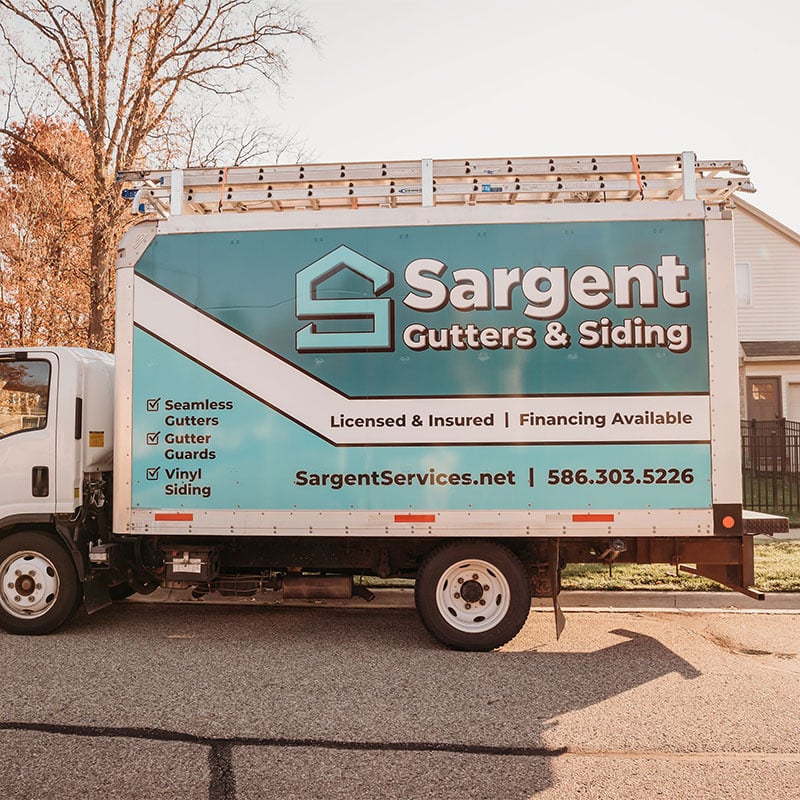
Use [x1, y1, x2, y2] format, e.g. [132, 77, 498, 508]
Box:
[549, 539, 566, 639]
[83, 573, 113, 614]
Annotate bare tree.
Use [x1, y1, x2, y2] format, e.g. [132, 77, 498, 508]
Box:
[158, 101, 312, 168]
[0, 1, 313, 349]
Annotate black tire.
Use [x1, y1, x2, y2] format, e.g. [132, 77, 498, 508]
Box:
[415, 540, 531, 651]
[0, 531, 82, 635]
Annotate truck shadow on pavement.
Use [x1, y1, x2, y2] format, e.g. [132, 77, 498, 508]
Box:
[1, 603, 701, 800]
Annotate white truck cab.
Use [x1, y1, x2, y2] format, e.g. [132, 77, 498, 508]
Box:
[0, 348, 113, 632]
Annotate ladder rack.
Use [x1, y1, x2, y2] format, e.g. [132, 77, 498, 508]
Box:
[117, 152, 754, 218]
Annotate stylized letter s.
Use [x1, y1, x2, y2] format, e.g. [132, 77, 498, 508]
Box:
[296, 246, 393, 352]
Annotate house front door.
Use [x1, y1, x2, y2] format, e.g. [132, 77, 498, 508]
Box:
[747, 377, 781, 420]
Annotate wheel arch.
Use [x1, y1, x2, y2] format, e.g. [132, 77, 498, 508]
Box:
[0, 514, 86, 579]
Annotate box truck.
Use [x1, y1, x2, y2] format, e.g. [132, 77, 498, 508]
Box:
[0, 153, 786, 649]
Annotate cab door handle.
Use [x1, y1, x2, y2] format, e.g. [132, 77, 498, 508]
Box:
[32, 466, 49, 497]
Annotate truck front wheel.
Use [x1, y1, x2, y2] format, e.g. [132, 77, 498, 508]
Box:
[415, 540, 531, 651]
[0, 531, 82, 635]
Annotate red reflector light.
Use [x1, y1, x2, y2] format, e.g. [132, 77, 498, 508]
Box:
[572, 513, 615, 523]
[154, 513, 194, 522]
[394, 514, 436, 523]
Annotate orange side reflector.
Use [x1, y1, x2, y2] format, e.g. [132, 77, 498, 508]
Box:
[572, 513, 615, 523]
[154, 513, 194, 522]
[394, 514, 436, 523]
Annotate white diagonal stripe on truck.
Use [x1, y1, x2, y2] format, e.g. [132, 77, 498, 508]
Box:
[133, 276, 711, 446]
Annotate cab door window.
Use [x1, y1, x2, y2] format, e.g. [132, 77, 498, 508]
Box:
[0, 360, 51, 437]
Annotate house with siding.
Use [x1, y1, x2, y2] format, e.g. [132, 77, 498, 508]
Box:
[734, 198, 800, 422]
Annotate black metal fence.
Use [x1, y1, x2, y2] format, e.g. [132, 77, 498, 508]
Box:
[741, 418, 800, 512]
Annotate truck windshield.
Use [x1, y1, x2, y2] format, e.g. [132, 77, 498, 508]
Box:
[0, 360, 51, 437]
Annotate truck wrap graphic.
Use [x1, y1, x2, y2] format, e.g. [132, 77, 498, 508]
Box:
[130, 219, 711, 511]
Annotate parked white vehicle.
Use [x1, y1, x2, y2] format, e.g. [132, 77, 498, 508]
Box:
[0, 153, 786, 648]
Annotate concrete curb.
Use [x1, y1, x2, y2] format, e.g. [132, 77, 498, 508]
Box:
[535, 590, 800, 612]
[125, 587, 800, 612]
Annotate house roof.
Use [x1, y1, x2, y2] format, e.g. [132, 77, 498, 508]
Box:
[734, 197, 800, 246]
[741, 341, 800, 358]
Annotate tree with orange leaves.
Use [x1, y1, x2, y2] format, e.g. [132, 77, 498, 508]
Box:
[0, 118, 96, 347]
[0, 1, 313, 349]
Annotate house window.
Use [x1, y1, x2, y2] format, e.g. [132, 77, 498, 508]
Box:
[736, 261, 752, 306]
[751, 382, 774, 401]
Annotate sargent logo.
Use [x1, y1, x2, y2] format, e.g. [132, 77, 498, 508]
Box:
[295, 245, 393, 352]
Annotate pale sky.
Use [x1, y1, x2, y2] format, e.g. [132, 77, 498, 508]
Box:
[275, 0, 800, 233]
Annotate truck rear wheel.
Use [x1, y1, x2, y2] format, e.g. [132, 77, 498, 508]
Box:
[415, 540, 531, 651]
[0, 531, 82, 635]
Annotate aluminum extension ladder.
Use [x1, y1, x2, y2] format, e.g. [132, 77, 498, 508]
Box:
[118, 151, 754, 217]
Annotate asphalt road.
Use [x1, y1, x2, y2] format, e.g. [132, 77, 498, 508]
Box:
[1, 601, 799, 800]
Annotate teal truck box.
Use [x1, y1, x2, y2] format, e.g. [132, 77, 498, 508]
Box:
[0, 153, 787, 649]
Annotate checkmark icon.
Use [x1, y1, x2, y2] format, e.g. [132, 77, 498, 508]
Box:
[146, 432, 160, 446]
[146, 398, 161, 412]
[146, 467, 160, 481]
